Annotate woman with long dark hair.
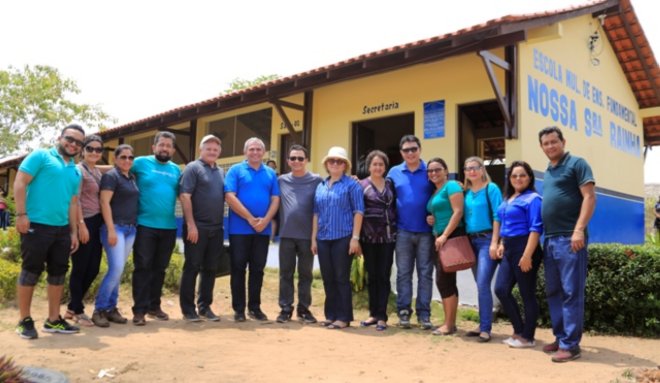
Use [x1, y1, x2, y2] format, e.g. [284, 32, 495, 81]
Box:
[494, 160, 543, 348]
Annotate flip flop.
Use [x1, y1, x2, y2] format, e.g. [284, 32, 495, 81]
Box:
[360, 318, 378, 327]
[376, 322, 388, 331]
[320, 320, 333, 327]
[327, 321, 350, 329]
[478, 332, 491, 343]
[432, 326, 457, 336]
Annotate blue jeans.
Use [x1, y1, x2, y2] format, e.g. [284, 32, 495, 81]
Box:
[495, 235, 542, 341]
[469, 234, 498, 333]
[395, 230, 434, 319]
[544, 235, 588, 351]
[317, 236, 353, 322]
[96, 224, 136, 311]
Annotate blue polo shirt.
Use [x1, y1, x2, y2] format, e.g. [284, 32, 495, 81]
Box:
[314, 174, 364, 240]
[131, 155, 180, 230]
[497, 190, 543, 237]
[541, 152, 595, 237]
[387, 161, 434, 233]
[19, 147, 81, 226]
[224, 160, 280, 235]
[464, 182, 503, 234]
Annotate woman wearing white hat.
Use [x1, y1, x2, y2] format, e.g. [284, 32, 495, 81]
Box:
[312, 146, 364, 329]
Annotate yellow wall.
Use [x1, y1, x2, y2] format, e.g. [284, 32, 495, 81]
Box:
[518, 15, 643, 196]
[310, 50, 504, 174]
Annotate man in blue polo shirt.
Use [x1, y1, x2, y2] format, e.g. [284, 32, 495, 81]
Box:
[13, 124, 85, 339]
[225, 137, 280, 322]
[539, 126, 596, 363]
[387, 135, 435, 330]
[130, 131, 181, 326]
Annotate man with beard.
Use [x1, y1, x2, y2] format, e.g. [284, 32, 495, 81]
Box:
[225, 137, 280, 322]
[13, 124, 85, 339]
[130, 131, 181, 326]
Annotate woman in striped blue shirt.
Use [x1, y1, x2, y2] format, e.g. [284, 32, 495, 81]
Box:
[312, 147, 364, 330]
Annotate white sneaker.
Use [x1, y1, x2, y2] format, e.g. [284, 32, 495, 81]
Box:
[502, 337, 516, 346]
[508, 338, 536, 348]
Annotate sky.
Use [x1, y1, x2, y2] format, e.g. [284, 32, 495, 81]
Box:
[2, 0, 659, 183]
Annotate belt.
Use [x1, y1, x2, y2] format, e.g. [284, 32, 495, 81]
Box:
[468, 230, 492, 238]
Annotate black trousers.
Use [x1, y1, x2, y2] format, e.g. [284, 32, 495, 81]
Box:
[179, 226, 223, 315]
[362, 242, 395, 321]
[68, 213, 103, 314]
[131, 226, 176, 314]
[229, 234, 269, 313]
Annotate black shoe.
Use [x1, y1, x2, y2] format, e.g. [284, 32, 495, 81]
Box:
[92, 310, 110, 328]
[248, 309, 268, 321]
[234, 311, 246, 322]
[106, 307, 128, 324]
[183, 312, 202, 322]
[43, 316, 80, 334]
[297, 310, 317, 324]
[199, 309, 220, 322]
[398, 309, 412, 329]
[132, 313, 146, 326]
[418, 317, 433, 330]
[16, 316, 38, 339]
[147, 308, 169, 321]
[276, 311, 292, 323]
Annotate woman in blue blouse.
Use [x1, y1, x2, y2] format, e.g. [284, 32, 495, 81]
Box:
[426, 158, 464, 336]
[359, 150, 396, 331]
[494, 160, 543, 348]
[312, 147, 364, 330]
[463, 156, 503, 342]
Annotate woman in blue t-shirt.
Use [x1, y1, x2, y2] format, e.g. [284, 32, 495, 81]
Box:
[494, 160, 543, 349]
[463, 156, 503, 343]
[426, 157, 464, 336]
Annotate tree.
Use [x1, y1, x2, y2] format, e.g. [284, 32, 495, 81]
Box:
[221, 74, 280, 95]
[0, 65, 113, 156]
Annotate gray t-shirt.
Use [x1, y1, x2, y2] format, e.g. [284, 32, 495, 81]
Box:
[278, 172, 322, 240]
[179, 159, 225, 229]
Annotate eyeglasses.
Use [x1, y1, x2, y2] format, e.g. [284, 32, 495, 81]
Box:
[85, 146, 104, 154]
[117, 155, 135, 161]
[63, 135, 84, 147]
[427, 168, 444, 174]
[401, 147, 419, 154]
[464, 166, 482, 172]
[510, 174, 528, 179]
[327, 158, 345, 165]
[288, 156, 306, 162]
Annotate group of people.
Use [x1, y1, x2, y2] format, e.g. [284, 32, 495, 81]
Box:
[12, 123, 594, 363]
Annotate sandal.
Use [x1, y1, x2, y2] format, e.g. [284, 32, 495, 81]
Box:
[327, 321, 350, 330]
[478, 332, 491, 343]
[320, 320, 333, 327]
[376, 321, 388, 331]
[74, 313, 95, 327]
[64, 310, 75, 320]
[432, 325, 457, 336]
[360, 318, 378, 327]
[465, 329, 481, 337]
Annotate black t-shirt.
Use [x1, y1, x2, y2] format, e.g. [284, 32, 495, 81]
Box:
[100, 168, 140, 225]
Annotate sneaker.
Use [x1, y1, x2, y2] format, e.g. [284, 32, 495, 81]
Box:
[508, 338, 536, 349]
[16, 317, 38, 339]
[183, 312, 202, 322]
[234, 311, 246, 322]
[398, 310, 412, 329]
[92, 310, 110, 328]
[199, 309, 220, 322]
[248, 309, 268, 321]
[106, 308, 128, 324]
[147, 308, 169, 321]
[418, 317, 433, 330]
[552, 347, 581, 363]
[132, 313, 146, 326]
[543, 341, 560, 353]
[297, 310, 318, 324]
[276, 311, 292, 323]
[43, 316, 80, 334]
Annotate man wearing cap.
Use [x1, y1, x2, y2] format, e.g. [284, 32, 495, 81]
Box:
[13, 124, 85, 339]
[386, 135, 435, 330]
[275, 144, 321, 324]
[224, 137, 280, 322]
[130, 131, 181, 326]
[179, 135, 225, 322]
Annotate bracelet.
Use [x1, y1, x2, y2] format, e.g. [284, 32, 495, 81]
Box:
[352, 236, 360, 241]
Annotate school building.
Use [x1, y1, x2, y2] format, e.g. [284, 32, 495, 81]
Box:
[1, 0, 658, 244]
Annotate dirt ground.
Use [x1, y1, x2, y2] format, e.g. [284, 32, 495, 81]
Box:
[1, 274, 658, 383]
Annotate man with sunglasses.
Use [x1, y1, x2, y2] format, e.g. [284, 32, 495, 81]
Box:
[130, 131, 181, 326]
[13, 124, 86, 339]
[275, 144, 321, 324]
[386, 135, 435, 330]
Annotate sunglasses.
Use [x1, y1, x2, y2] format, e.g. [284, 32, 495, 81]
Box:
[85, 146, 104, 154]
[117, 155, 135, 161]
[401, 147, 419, 154]
[427, 168, 444, 174]
[288, 156, 306, 162]
[63, 135, 84, 147]
[464, 166, 482, 172]
[327, 158, 345, 165]
[510, 174, 529, 179]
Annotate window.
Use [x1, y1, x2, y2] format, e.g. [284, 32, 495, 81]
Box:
[208, 108, 272, 158]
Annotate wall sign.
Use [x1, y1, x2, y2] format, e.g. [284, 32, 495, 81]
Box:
[424, 100, 445, 139]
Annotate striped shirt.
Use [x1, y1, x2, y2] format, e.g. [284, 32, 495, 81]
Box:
[314, 174, 364, 240]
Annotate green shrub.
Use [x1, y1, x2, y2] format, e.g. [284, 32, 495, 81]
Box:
[0, 227, 21, 263]
[0, 258, 20, 303]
